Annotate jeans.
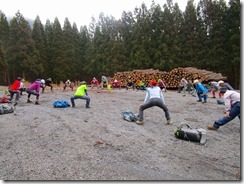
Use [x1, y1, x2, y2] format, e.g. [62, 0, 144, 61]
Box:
[214, 101, 240, 128]
[70, 95, 90, 107]
[9, 90, 20, 102]
[139, 98, 171, 121]
[26, 89, 39, 100]
[197, 92, 207, 102]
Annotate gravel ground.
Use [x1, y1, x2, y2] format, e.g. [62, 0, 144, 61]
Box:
[0, 86, 241, 181]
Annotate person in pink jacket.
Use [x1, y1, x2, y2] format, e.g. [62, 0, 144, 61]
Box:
[26, 79, 41, 105]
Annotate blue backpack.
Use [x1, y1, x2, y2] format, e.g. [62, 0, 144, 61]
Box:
[53, 100, 70, 108]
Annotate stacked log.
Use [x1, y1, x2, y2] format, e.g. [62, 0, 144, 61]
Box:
[111, 67, 227, 89]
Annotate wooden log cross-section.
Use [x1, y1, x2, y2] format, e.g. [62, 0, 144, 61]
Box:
[110, 67, 227, 89]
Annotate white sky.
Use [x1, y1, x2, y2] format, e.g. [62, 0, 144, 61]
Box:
[0, 0, 194, 27]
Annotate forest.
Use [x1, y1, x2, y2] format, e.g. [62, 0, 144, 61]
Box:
[0, 0, 240, 89]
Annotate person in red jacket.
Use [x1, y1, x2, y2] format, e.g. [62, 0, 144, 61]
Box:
[8, 77, 21, 106]
[91, 77, 99, 89]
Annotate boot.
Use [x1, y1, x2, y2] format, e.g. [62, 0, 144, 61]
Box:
[35, 101, 40, 105]
[27, 99, 32, 103]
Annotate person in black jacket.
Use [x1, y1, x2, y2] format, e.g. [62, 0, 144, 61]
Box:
[42, 78, 53, 93]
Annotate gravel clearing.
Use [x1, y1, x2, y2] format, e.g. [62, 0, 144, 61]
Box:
[0, 86, 241, 181]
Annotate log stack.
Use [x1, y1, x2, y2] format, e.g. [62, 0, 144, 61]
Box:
[111, 67, 227, 89]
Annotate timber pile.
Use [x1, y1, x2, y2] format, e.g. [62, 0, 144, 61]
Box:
[111, 67, 227, 89]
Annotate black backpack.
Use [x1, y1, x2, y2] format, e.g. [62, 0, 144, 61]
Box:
[174, 123, 207, 145]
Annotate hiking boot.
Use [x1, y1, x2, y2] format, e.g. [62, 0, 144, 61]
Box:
[207, 125, 218, 131]
[86, 106, 91, 108]
[167, 120, 173, 125]
[197, 99, 202, 102]
[136, 121, 144, 125]
[202, 101, 207, 103]
[211, 96, 216, 98]
[27, 99, 32, 103]
[35, 101, 40, 105]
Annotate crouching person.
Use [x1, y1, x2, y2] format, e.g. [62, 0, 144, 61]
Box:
[26, 79, 41, 105]
[70, 81, 90, 108]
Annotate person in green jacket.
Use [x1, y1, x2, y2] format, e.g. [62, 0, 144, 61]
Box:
[70, 81, 90, 108]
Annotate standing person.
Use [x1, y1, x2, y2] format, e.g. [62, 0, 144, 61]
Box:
[8, 77, 21, 106]
[26, 79, 41, 105]
[70, 81, 90, 108]
[136, 80, 173, 125]
[209, 81, 220, 98]
[193, 80, 209, 103]
[63, 79, 74, 91]
[42, 78, 53, 93]
[207, 87, 240, 130]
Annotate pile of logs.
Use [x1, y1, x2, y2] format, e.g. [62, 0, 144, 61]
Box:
[110, 67, 227, 89]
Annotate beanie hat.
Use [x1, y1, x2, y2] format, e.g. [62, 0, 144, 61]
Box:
[219, 87, 227, 94]
[150, 80, 157, 86]
[218, 80, 224, 85]
[193, 80, 199, 84]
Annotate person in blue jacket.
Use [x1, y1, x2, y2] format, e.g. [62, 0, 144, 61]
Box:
[193, 80, 208, 103]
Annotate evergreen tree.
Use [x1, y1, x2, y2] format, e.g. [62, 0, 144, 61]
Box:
[131, 3, 152, 69]
[32, 16, 47, 78]
[49, 17, 64, 83]
[224, 0, 240, 88]
[44, 19, 54, 79]
[6, 11, 43, 81]
[0, 41, 8, 84]
[180, 0, 200, 67]
[0, 11, 10, 83]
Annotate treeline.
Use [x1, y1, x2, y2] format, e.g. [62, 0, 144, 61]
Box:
[0, 0, 240, 89]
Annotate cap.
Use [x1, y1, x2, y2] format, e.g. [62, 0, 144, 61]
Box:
[150, 80, 157, 86]
[193, 80, 199, 84]
[80, 81, 86, 84]
[17, 77, 21, 80]
[218, 80, 224, 84]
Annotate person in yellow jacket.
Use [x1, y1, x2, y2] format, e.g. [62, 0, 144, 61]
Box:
[70, 81, 90, 108]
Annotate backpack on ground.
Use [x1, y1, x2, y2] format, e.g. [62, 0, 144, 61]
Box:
[53, 100, 70, 108]
[0, 104, 14, 115]
[174, 123, 207, 145]
[122, 110, 138, 122]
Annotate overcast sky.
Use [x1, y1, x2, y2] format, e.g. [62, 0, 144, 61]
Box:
[0, 0, 197, 27]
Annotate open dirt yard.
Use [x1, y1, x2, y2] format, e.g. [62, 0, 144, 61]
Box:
[0, 85, 241, 181]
